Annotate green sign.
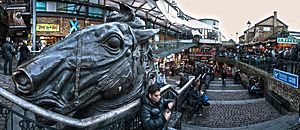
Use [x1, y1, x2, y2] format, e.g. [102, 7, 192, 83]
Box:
[277, 37, 300, 44]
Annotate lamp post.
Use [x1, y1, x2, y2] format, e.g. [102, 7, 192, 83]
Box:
[236, 32, 238, 43]
[246, 21, 251, 44]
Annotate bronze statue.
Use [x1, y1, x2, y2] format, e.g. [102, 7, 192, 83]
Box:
[12, 3, 158, 125]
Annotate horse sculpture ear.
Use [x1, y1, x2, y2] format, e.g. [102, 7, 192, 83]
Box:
[134, 29, 159, 43]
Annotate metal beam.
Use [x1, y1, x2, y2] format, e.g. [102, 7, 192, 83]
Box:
[134, 2, 147, 13]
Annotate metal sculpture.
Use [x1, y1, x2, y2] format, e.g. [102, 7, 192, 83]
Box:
[11, 3, 158, 125]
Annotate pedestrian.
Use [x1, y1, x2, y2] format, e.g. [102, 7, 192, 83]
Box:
[147, 73, 156, 88]
[2, 37, 15, 75]
[17, 40, 30, 66]
[156, 71, 166, 88]
[221, 69, 227, 87]
[178, 72, 189, 88]
[141, 84, 175, 130]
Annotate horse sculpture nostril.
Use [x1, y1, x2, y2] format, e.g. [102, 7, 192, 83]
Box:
[12, 71, 33, 94]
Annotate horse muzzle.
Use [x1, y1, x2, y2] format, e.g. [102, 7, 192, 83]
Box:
[12, 70, 33, 95]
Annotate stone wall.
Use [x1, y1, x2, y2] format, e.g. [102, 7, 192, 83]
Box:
[216, 57, 300, 111]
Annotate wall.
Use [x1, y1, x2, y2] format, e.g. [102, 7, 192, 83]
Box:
[216, 57, 300, 111]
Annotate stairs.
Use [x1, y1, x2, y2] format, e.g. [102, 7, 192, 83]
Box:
[181, 77, 283, 129]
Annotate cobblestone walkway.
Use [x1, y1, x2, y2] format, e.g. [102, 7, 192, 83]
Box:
[0, 60, 17, 130]
[182, 77, 283, 129]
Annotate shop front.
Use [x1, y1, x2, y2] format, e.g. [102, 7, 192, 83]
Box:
[36, 16, 102, 45]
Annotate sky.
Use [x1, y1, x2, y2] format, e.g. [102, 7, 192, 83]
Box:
[176, 0, 300, 41]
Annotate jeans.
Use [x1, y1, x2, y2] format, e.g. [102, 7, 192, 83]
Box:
[4, 58, 12, 75]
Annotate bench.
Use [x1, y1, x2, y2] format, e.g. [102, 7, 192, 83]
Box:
[265, 91, 290, 115]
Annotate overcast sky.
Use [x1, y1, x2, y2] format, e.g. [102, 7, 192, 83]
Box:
[176, 0, 300, 41]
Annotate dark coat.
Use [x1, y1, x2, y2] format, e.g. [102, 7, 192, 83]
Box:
[222, 71, 227, 79]
[2, 42, 15, 60]
[19, 44, 30, 60]
[178, 77, 189, 88]
[186, 88, 201, 105]
[141, 94, 173, 130]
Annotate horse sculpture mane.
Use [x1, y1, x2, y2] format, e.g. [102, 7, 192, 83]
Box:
[12, 3, 158, 125]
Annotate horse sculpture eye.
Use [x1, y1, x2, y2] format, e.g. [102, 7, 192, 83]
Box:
[106, 36, 121, 49]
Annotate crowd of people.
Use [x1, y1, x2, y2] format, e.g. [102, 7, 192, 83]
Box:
[0, 37, 47, 75]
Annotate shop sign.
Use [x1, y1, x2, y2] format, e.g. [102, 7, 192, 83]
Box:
[277, 37, 300, 44]
[37, 24, 59, 32]
[273, 69, 298, 88]
[69, 20, 79, 33]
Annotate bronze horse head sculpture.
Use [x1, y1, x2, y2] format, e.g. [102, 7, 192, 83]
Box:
[12, 3, 158, 124]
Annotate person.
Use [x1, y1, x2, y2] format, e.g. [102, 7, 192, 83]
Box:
[156, 71, 166, 88]
[178, 72, 189, 88]
[234, 70, 240, 84]
[147, 73, 156, 87]
[141, 84, 175, 130]
[2, 37, 15, 75]
[17, 40, 30, 66]
[221, 70, 227, 87]
[186, 83, 203, 117]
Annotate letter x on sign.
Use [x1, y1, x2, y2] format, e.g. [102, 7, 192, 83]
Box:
[70, 20, 79, 33]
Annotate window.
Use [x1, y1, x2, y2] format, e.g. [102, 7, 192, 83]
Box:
[67, 3, 76, 14]
[78, 5, 86, 15]
[36, 2, 46, 12]
[88, 7, 102, 17]
[263, 27, 271, 32]
[89, 0, 99, 4]
[46, 2, 56, 12]
[57, 2, 67, 13]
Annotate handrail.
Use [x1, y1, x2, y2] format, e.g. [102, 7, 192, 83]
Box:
[0, 87, 139, 128]
[0, 76, 195, 128]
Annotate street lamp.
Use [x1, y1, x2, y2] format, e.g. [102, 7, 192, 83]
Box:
[246, 21, 251, 43]
[236, 32, 238, 43]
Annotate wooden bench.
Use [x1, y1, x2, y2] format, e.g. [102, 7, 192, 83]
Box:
[265, 91, 290, 115]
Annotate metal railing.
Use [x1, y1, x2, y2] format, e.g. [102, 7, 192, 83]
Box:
[0, 75, 197, 129]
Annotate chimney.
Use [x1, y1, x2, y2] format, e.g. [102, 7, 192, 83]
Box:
[273, 11, 277, 34]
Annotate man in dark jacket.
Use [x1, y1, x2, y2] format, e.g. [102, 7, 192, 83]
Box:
[2, 37, 15, 75]
[17, 40, 30, 66]
[141, 84, 175, 130]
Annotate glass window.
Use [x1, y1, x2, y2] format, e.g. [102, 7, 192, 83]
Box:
[57, 2, 67, 13]
[46, 2, 57, 12]
[67, 3, 76, 14]
[88, 7, 102, 17]
[77, 5, 86, 15]
[89, 0, 99, 4]
[36, 1, 46, 12]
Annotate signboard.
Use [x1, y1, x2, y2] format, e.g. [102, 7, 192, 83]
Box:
[273, 69, 298, 88]
[37, 24, 59, 32]
[277, 37, 300, 44]
[69, 20, 79, 33]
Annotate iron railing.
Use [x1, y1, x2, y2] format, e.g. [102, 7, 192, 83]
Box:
[0, 75, 197, 129]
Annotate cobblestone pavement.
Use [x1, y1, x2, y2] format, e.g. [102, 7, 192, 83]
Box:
[0, 60, 18, 130]
[181, 77, 283, 129]
[182, 99, 281, 128]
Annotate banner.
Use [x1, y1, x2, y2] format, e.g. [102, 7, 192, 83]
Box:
[37, 24, 59, 32]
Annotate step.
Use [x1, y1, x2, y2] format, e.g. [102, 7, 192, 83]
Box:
[209, 84, 243, 87]
[206, 90, 255, 101]
[211, 80, 235, 84]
